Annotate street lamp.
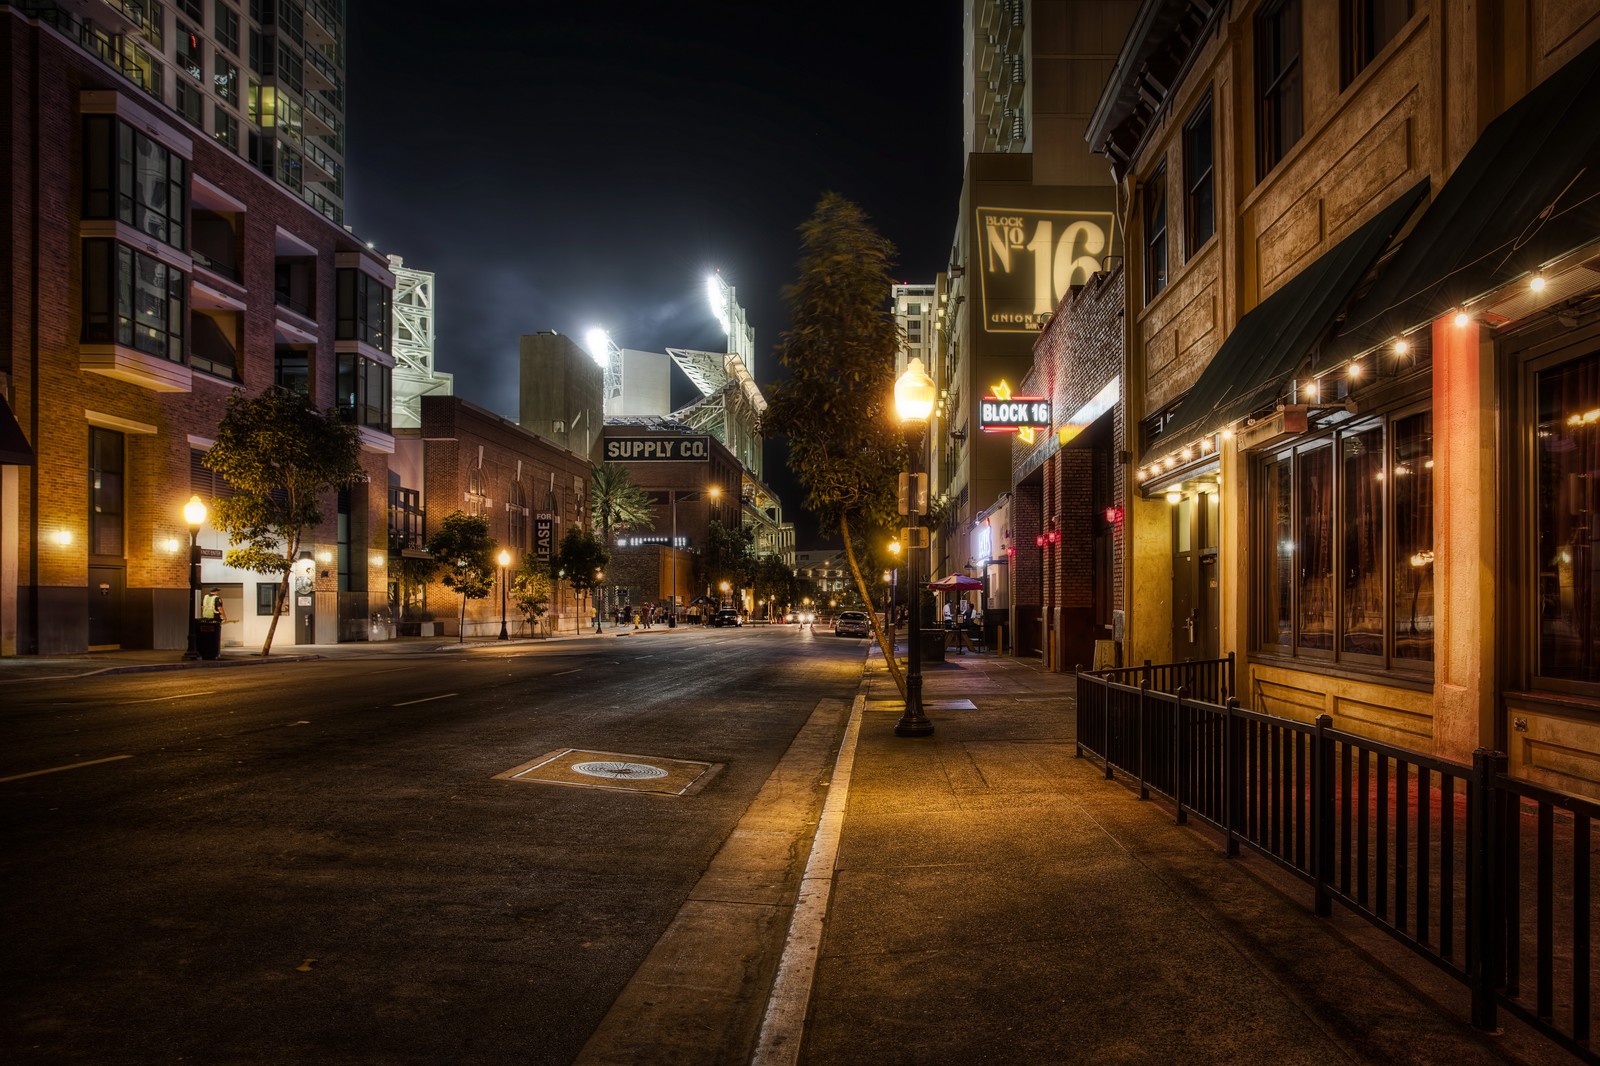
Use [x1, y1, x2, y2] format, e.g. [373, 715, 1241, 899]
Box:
[594, 569, 605, 632]
[181, 494, 207, 661]
[894, 357, 936, 737]
[719, 580, 731, 609]
[669, 486, 720, 622]
[888, 539, 901, 630]
[497, 549, 511, 640]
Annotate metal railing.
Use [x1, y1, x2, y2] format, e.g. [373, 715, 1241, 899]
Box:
[1075, 667, 1598, 1063]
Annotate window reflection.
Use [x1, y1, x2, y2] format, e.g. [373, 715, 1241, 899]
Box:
[1342, 426, 1384, 656]
[1299, 445, 1334, 651]
[1393, 413, 1433, 661]
[1538, 353, 1600, 681]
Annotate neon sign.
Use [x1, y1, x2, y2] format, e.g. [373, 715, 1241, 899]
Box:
[979, 380, 1051, 440]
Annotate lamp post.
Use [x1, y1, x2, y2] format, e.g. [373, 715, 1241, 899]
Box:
[894, 358, 936, 737]
[594, 569, 605, 632]
[497, 549, 511, 640]
[719, 580, 731, 609]
[181, 494, 207, 661]
[889, 539, 901, 630]
[669, 486, 720, 622]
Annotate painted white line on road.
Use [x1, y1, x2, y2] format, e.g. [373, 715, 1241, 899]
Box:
[751, 693, 864, 1066]
[121, 690, 217, 705]
[0, 754, 133, 783]
[391, 692, 458, 707]
[552, 669, 580, 676]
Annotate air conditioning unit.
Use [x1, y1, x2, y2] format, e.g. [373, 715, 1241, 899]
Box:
[1236, 406, 1309, 451]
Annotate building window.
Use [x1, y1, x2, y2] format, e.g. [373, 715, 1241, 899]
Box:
[1143, 164, 1167, 301]
[508, 480, 527, 550]
[1342, 0, 1411, 86]
[336, 268, 392, 351]
[277, 143, 303, 193]
[176, 21, 203, 81]
[1256, 0, 1303, 179]
[389, 487, 423, 552]
[336, 352, 391, 432]
[83, 115, 188, 250]
[176, 81, 203, 127]
[1183, 95, 1215, 256]
[1254, 409, 1432, 669]
[88, 427, 125, 557]
[466, 468, 486, 517]
[257, 582, 283, 615]
[277, 43, 302, 93]
[189, 308, 239, 380]
[275, 347, 310, 396]
[215, 1, 239, 53]
[213, 106, 238, 150]
[176, 0, 203, 21]
[1535, 350, 1600, 685]
[214, 52, 238, 104]
[82, 239, 186, 363]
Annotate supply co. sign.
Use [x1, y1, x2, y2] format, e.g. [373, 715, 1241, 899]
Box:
[976, 206, 1114, 333]
[602, 436, 712, 462]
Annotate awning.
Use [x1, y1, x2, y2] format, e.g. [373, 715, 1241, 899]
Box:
[1328, 34, 1600, 359]
[0, 394, 33, 465]
[1141, 179, 1428, 466]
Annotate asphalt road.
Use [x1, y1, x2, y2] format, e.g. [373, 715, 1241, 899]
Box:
[1, 625, 867, 1065]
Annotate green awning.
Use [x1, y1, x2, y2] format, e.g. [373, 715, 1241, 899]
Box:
[1328, 34, 1600, 360]
[0, 394, 33, 465]
[1141, 180, 1428, 466]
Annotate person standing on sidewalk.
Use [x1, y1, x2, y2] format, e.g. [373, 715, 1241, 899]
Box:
[202, 588, 226, 623]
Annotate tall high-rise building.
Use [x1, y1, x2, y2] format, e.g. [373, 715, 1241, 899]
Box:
[41, 0, 348, 224]
[891, 283, 937, 380]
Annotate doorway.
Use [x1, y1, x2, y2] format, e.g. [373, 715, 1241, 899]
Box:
[87, 565, 125, 650]
[1171, 486, 1220, 661]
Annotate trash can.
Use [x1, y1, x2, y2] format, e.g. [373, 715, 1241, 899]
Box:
[919, 628, 946, 664]
[196, 620, 222, 661]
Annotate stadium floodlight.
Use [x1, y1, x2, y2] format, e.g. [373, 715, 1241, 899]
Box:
[706, 273, 732, 336]
[582, 327, 613, 369]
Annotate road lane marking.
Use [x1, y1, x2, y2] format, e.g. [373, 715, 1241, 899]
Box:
[121, 690, 217, 705]
[552, 668, 580, 676]
[391, 692, 458, 707]
[0, 754, 133, 782]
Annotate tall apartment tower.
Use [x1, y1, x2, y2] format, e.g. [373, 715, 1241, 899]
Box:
[56, 0, 348, 224]
[387, 255, 453, 430]
[892, 283, 937, 380]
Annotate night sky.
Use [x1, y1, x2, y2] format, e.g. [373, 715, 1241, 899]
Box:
[343, 2, 965, 546]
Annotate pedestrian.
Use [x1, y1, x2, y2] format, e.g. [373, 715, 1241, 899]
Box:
[202, 587, 226, 623]
[942, 601, 953, 627]
[962, 599, 975, 625]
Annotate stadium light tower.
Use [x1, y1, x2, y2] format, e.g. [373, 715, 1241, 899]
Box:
[582, 327, 623, 416]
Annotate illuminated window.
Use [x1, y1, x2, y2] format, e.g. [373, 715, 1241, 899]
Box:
[83, 115, 188, 249]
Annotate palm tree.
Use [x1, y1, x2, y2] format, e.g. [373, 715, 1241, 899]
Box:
[590, 462, 656, 622]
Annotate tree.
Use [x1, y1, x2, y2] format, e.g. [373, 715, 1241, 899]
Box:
[394, 555, 438, 623]
[552, 525, 608, 632]
[762, 193, 908, 692]
[511, 552, 552, 635]
[699, 519, 755, 608]
[426, 510, 495, 642]
[750, 554, 798, 616]
[202, 387, 363, 656]
[590, 462, 655, 619]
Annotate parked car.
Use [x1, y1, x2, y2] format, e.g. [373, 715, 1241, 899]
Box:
[833, 610, 870, 637]
[710, 608, 742, 627]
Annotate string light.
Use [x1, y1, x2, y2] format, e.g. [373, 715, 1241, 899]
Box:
[1394, 339, 1410, 356]
[1530, 275, 1547, 293]
[1348, 361, 1362, 379]
[1454, 311, 1470, 327]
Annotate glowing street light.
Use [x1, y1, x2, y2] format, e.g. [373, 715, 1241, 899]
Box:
[893, 358, 937, 738]
[181, 495, 207, 661]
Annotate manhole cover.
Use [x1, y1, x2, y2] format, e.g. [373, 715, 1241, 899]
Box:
[571, 760, 668, 780]
[495, 749, 719, 796]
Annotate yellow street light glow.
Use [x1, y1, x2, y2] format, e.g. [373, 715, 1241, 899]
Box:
[183, 494, 207, 528]
[1530, 275, 1546, 293]
[1348, 361, 1362, 379]
[497, 550, 512, 567]
[317, 549, 333, 563]
[894, 358, 937, 422]
[370, 553, 385, 568]
[163, 537, 180, 553]
[52, 529, 72, 546]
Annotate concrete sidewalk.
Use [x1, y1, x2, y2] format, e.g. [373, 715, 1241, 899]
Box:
[793, 650, 1571, 1066]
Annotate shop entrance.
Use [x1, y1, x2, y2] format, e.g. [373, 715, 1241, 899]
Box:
[87, 565, 124, 650]
[1171, 486, 1220, 661]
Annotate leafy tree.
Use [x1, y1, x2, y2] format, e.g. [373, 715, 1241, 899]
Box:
[750, 554, 798, 616]
[202, 387, 363, 656]
[552, 525, 609, 631]
[426, 510, 495, 642]
[591, 462, 655, 618]
[762, 193, 908, 691]
[511, 552, 552, 635]
[699, 519, 755, 608]
[395, 555, 438, 622]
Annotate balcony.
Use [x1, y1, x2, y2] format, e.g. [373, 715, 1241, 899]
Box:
[303, 0, 339, 46]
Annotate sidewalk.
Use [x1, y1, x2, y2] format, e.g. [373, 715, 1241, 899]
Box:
[793, 650, 1571, 1065]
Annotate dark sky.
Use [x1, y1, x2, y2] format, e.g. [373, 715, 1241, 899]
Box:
[343, 2, 965, 546]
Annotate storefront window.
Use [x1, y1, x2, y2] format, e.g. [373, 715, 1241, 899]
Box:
[1298, 445, 1334, 651]
[1393, 412, 1433, 660]
[1261, 459, 1294, 648]
[1341, 426, 1384, 657]
[1537, 352, 1600, 682]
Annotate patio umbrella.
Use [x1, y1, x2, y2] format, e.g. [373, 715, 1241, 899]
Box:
[925, 573, 983, 591]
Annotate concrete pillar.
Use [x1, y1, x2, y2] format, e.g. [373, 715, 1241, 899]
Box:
[1431, 315, 1496, 760]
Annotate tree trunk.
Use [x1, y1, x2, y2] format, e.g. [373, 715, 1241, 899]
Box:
[458, 591, 467, 642]
[840, 514, 906, 699]
[260, 535, 297, 656]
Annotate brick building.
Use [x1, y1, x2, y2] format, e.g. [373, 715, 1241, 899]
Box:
[415, 396, 592, 638]
[1087, 1, 1600, 796]
[1, 7, 394, 654]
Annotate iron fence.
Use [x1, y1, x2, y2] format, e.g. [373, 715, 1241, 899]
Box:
[1075, 668, 1598, 1063]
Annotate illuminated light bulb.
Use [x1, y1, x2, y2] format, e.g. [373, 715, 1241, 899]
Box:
[1136, 467, 1148, 481]
[1531, 275, 1546, 293]
[1200, 437, 1213, 453]
[1166, 489, 1183, 505]
[1394, 340, 1410, 356]
[1348, 362, 1362, 379]
[1221, 428, 1233, 440]
[1424, 460, 1434, 469]
[1586, 409, 1600, 424]
[53, 529, 72, 546]
[1181, 447, 1194, 461]
[163, 537, 180, 553]
[1454, 311, 1470, 328]
[1304, 381, 1318, 399]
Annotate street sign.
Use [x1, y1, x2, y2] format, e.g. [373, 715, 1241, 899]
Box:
[899, 527, 929, 549]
